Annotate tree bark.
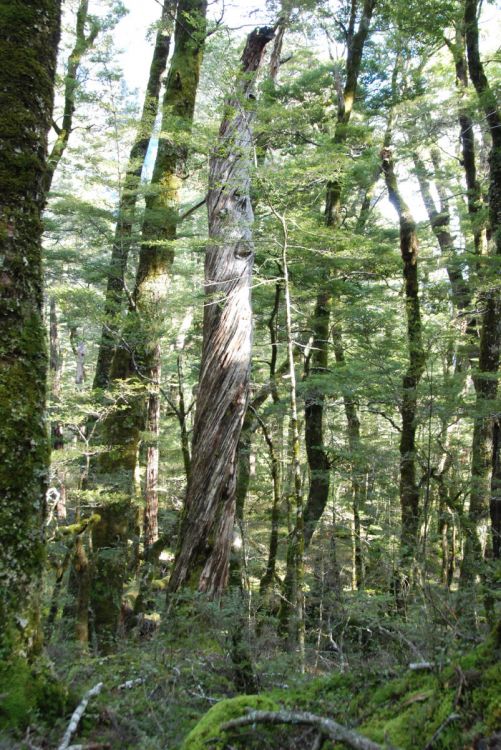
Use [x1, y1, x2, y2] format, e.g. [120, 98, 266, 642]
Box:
[459, 0, 501, 596]
[0, 0, 61, 659]
[89, 0, 207, 647]
[382, 152, 425, 599]
[167, 26, 275, 598]
[93, 0, 176, 390]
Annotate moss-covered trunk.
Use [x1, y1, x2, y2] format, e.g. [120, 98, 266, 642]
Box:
[88, 0, 207, 646]
[93, 0, 176, 390]
[0, 0, 61, 659]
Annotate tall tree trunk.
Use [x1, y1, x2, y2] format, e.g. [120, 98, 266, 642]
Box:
[382, 152, 425, 604]
[0, 0, 61, 659]
[276, 212, 305, 663]
[89, 0, 207, 647]
[491, 419, 501, 559]
[93, 0, 176, 390]
[167, 26, 275, 598]
[301, 0, 376, 550]
[459, 0, 501, 596]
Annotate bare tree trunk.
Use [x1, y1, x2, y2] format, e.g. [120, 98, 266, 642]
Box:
[491, 419, 501, 559]
[276, 212, 305, 663]
[0, 0, 61, 659]
[167, 26, 275, 598]
[382, 151, 425, 608]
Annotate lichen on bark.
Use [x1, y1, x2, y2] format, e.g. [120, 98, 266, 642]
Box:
[0, 0, 61, 658]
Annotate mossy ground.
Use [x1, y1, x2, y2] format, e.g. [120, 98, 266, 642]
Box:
[0, 608, 499, 749]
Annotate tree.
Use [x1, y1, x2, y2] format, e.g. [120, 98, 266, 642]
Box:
[0, 0, 61, 658]
[167, 26, 275, 597]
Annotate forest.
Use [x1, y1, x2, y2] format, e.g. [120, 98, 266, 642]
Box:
[0, 0, 500, 747]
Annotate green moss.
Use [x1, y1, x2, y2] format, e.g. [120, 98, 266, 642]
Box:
[180, 695, 280, 750]
[180, 634, 501, 750]
[0, 657, 68, 730]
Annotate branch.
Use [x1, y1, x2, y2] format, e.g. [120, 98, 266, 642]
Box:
[221, 709, 392, 750]
[58, 683, 104, 750]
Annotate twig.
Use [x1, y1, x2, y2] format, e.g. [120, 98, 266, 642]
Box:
[423, 713, 460, 750]
[58, 682, 104, 750]
[221, 709, 396, 750]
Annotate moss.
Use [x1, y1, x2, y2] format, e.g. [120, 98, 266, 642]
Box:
[180, 695, 280, 750]
[180, 634, 501, 750]
[0, 657, 68, 730]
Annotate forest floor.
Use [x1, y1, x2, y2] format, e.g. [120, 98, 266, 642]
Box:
[1, 594, 500, 749]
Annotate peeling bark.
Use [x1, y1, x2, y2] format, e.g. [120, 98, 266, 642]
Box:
[167, 26, 275, 597]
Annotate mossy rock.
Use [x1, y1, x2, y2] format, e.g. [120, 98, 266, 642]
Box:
[180, 694, 279, 750]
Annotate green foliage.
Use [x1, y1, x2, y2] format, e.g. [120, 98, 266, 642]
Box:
[0, 657, 68, 730]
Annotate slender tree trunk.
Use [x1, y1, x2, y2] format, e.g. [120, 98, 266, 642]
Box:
[414, 153, 472, 312]
[303, 293, 332, 547]
[167, 26, 275, 598]
[44, 0, 100, 193]
[276, 213, 305, 663]
[446, 24, 487, 256]
[0, 0, 61, 659]
[382, 152, 425, 605]
[93, 0, 176, 390]
[332, 330, 365, 589]
[301, 0, 376, 550]
[491, 419, 501, 559]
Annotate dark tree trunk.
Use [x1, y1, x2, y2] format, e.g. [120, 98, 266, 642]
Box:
[459, 0, 501, 594]
[303, 293, 332, 547]
[446, 25, 487, 255]
[167, 26, 275, 598]
[301, 0, 376, 551]
[0, 0, 61, 659]
[382, 153, 425, 598]
[491, 419, 501, 559]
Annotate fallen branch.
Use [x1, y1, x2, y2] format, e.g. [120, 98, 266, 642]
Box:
[423, 713, 460, 750]
[117, 678, 144, 690]
[58, 682, 104, 750]
[221, 709, 395, 750]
